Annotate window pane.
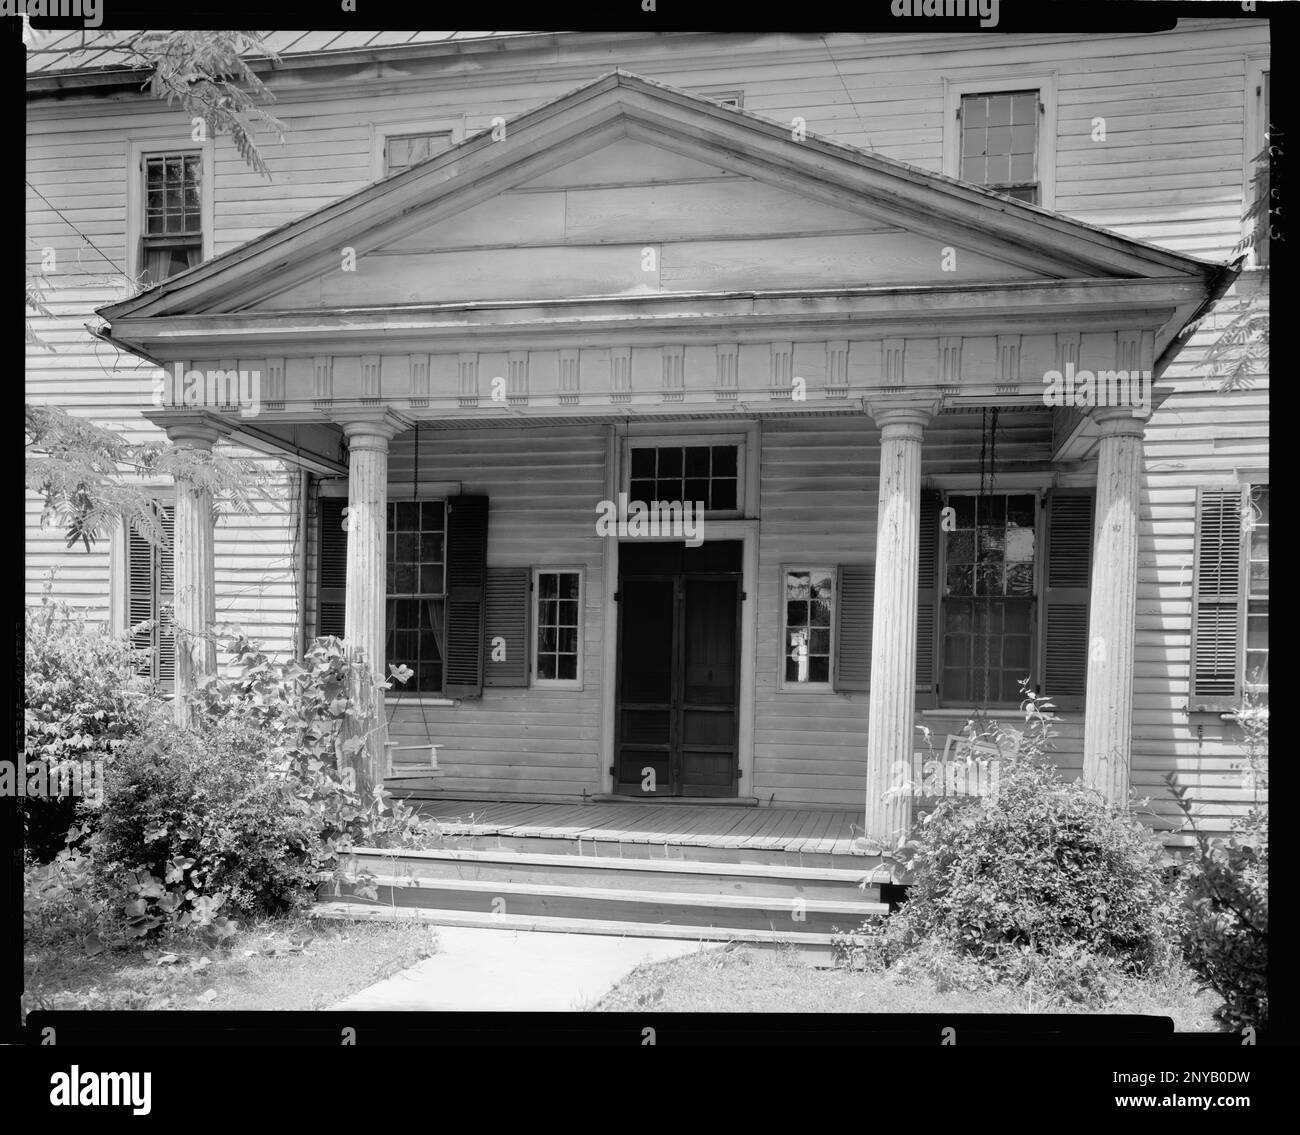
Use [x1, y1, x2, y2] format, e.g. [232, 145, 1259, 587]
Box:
[631, 448, 655, 477]
[711, 479, 737, 511]
[712, 446, 737, 476]
[559, 572, 580, 600]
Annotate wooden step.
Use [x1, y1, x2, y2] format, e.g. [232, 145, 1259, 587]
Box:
[428, 832, 863, 869]
[310, 901, 842, 961]
[345, 846, 878, 902]
[325, 874, 887, 933]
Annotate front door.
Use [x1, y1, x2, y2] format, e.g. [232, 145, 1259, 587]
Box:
[614, 541, 742, 797]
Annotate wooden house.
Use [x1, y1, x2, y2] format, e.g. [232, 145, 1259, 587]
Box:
[27, 27, 1268, 930]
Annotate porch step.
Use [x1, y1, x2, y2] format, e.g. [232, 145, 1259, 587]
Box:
[319, 846, 883, 938]
[331, 874, 886, 934]
[341, 846, 879, 902]
[310, 901, 845, 961]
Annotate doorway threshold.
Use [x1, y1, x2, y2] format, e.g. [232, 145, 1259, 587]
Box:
[590, 794, 758, 806]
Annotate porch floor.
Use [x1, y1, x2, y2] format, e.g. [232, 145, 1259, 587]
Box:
[410, 798, 867, 858]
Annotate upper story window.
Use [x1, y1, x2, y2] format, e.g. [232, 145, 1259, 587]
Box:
[384, 131, 455, 176]
[141, 152, 202, 286]
[371, 120, 463, 180]
[959, 90, 1040, 204]
[944, 74, 1056, 209]
[1247, 63, 1271, 267]
[688, 88, 744, 109]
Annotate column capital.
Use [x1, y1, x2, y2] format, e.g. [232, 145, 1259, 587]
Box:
[331, 407, 410, 448]
[142, 409, 231, 450]
[864, 395, 943, 434]
[1089, 406, 1148, 437]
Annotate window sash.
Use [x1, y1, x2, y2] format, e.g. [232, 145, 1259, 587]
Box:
[385, 499, 448, 693]
[533, 569, 582, 685]
[937, 492, 1041, 708]
[781, 566, 835, 688]
[960, 89, 1040, 199]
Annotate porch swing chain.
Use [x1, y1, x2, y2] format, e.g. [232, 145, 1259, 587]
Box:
[974, 408, 999, 731]
[382, 422, 438, 778]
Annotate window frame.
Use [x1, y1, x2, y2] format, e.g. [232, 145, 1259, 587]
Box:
[935, 489, 1043, 711]
[530, 566, 585, 690]
[686, 87, 744, 109]
[117, 491, 176, 691]
[1243, 483, 1268, 697]
[943, 73, 1057, 209]
[125, 137, 215, 289]
[385, 496, 450, 696]
[620, 431, 747, 520]
[370, 118, 464, 180]
[1244, 57, 1271, 269]
[778, 563, 837, 693]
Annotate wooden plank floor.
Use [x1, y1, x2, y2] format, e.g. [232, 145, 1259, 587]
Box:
[416, 799, 863, 857]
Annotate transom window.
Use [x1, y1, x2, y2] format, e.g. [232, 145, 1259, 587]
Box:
[384, 131, 454, 175]
[535, 569, 582, 683]
[783, 567, 834, 686]
[142, 152, 202, 285]
[941, 494, 1037, 705]
[1245, 485, 1268, 696]
[385, 501, 447, 692]
[629, 445, 739, 512]
[960, 90, 1040, 204]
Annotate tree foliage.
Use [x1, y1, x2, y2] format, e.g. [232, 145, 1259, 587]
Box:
[25, 404, 265, 550]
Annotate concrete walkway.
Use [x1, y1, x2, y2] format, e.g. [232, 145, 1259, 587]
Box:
[332, 926, 709, 1011]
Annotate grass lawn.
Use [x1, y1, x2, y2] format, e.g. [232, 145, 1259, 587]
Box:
[595, 945, 1222, 1030]
[23, 914, 439, 1015]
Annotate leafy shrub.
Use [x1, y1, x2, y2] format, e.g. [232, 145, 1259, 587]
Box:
[89, 634, 443, 941]
[1170, 698, 1268, 1032]
[187, 634, 442, 866]
[839, 686, 1181, 996]
[897, 688, 1179, 976]
[93, 716, 320, 937]
[23, 595, 166, 860]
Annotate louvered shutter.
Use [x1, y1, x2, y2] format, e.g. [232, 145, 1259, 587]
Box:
[443, 495, 489, 698]
[317, 495, 347, 638]
[484, 567, 530, 688]
[833, 564, 873, 692]
[1039, 489, 1094, 710]
[127, 503, 174, 689]
[1191, 487, 1246, 710]
[915, 489, 941, 708]
[157, 506, 174, 687]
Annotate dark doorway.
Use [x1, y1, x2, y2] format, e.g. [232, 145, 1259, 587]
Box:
[614, 541, 742, 797]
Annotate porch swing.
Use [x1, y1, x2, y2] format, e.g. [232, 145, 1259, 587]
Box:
[383, 421, 444, 782]
[946, 406, 1019, 776]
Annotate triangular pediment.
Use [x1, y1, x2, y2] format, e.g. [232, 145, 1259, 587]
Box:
[100, 69, 1218, 324]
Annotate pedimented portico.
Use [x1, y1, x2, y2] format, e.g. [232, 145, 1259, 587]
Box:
[97, 69, 1226, 851]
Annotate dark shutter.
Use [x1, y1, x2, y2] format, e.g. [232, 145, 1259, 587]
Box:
[317, 494, 347, 638]
[915, 489, 941, 708]
[1039, 488, 1094, 710]
[484, 567, 530, 688]
[443, 495, 489, 698]
[127, 503, 174, 688]
[833, 564, 873, 692]
[1191, 487, 1246, 710]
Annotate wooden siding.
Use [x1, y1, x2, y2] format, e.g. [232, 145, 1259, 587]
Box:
[26, 22, 1267, 839]
[380, 426, 609, 797]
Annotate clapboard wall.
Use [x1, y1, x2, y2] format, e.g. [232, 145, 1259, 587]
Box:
[26, 22, 1268, 833]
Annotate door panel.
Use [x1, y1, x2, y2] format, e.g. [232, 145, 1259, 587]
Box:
[614, 545, 740, 797]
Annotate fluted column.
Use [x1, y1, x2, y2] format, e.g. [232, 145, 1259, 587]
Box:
[1083, 408, 1145, 803]
[335, 411, 404, 793]
[162, 415, 221, 727]
[862, 397, 940, 849]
